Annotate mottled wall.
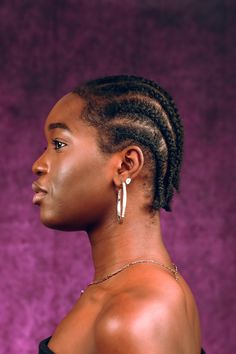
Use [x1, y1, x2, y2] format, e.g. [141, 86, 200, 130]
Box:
[0, 0, 235, 353]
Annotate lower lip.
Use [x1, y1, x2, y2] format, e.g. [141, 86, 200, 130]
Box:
[32, 192, 47, 204]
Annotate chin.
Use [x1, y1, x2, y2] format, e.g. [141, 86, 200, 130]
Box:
[40, 209, 85, 232]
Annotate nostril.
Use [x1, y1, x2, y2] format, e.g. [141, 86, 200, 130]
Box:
[36, 170, 43, 176]
[35, 166, 47, 176]
[32, 163, 48, 176]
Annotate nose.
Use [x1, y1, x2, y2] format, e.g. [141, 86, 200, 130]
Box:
[32, 151, 49, 176]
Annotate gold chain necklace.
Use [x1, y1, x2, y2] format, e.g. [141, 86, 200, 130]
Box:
[88, 259, 179, 287]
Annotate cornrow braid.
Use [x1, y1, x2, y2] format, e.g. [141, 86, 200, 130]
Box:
[83, 77, 183, 192]
[109, 125, 168, 210]
[102, 99, 177, 207]
[72, 75, 184, 212]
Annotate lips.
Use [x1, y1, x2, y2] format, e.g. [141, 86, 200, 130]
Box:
[32, 181, 48, 204]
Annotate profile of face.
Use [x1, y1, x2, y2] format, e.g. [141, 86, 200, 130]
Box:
[32, 93, 117, 231]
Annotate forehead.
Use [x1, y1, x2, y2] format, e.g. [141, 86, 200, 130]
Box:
[45, 93, 86, 131]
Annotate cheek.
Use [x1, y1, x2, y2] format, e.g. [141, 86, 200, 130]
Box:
[40, 153, 114, 230]
[54, 153, 105, 201]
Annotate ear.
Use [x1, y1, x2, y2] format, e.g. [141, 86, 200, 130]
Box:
[113, 145, 144, 187]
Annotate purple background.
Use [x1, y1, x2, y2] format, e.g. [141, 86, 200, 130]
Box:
[1, 1, 235, 353]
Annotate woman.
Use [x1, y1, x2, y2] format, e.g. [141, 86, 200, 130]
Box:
[32, 75, 205, 354]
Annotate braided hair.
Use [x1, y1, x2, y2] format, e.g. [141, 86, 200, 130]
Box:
[72, 75, 184, 212]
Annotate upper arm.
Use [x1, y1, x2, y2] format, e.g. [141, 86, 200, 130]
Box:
[94, 295, 185, 354]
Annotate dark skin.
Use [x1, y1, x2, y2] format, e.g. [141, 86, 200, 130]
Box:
[32, 93, 201, 354]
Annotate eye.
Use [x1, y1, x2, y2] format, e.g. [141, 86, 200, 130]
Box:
[52, 139, 67, 150]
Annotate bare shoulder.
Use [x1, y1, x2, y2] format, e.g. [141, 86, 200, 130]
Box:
[94, 269, 200, 354]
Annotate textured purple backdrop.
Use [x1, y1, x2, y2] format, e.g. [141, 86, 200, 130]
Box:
[0, 0, 235, 353]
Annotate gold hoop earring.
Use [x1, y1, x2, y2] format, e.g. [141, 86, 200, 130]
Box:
[117, 178, 131, 224]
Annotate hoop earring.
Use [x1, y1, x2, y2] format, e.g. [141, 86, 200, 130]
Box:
[117, 178, 131, 224]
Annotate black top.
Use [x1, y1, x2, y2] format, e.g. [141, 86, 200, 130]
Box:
[39, 337, 54, 354]
[39, 336, 206, 354]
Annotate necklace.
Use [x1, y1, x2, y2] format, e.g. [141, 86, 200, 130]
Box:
[88, 259, 179, 287]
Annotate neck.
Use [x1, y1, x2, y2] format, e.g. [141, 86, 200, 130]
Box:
[87, 210, 171, 281]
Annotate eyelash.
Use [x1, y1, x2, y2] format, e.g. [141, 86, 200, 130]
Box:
[51, 139, 67, 150]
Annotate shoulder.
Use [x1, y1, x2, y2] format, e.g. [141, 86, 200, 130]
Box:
[94, 276, 186, 354]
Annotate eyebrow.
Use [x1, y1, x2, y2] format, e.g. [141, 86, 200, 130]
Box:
[48, 122, 71, 132]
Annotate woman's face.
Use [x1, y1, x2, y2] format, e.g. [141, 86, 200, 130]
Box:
[32, 93, 115, 231]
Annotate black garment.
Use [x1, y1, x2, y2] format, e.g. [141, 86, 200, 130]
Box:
[39, 336, 206, 354]
[39, 337, 54, 354]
